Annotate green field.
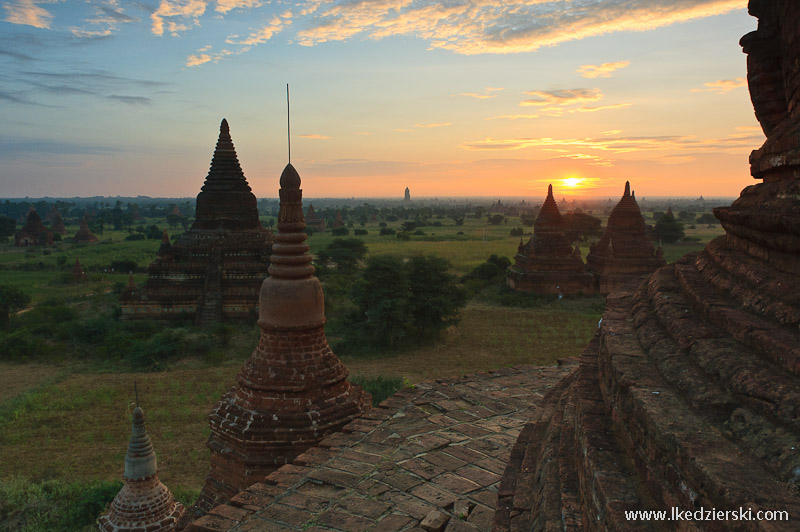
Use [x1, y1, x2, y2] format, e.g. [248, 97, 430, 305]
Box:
[0, 207, 724, 531]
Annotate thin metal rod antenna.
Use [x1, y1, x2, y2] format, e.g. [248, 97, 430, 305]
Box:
[134, 380, 139, 408]
[287, 83, 291, 164]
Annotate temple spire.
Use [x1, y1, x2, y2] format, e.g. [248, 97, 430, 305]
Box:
[624, 181, 631, 197]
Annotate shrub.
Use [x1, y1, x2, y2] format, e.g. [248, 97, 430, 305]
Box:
[354, 228, 368, 235]
[331, 227, 349, 236]
[379, 228, 396, 236]
[124, 234, 145, 241]
[350, 375, 405, 406]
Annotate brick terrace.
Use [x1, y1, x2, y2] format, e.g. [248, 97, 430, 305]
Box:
[187, 363, 575, 532]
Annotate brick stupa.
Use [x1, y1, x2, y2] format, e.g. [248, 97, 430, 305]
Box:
[585, 181, 665, 294]
[188, 161, 370, 521]
[72, 258, 86, 282]
[506, 184, 594, 294]
[98, 406, 184, 532]
[120, 119, 273, 323]
[73, 216, 98, 243]
[51, 212, 67, 235]
[15, 208, 53, 246]
[495, 2, 800, 530]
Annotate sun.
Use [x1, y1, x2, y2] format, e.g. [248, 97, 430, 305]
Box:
[562, 177, 583, 188]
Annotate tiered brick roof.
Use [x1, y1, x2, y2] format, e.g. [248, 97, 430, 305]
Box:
[98, 407, 184, 532]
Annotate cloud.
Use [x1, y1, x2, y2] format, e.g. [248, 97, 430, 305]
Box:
[298, 134, 331, 139]
[215, 0, 262, 14]
[0, 47, 37, 61]
[0, 136, 118, 156]
[577, 60, 630, 78]
[691, 77, 747, 94]
[296, 0, 746, 55]
[487, 114, 539, 120]
[225, 15, 289, 45]
[554, 153, 614, 166]
[458, 87, 504, 99]
[151, 0, 207, 36]
[415, 122, 452, 128]
[461, 132, 762, 154]
[186, 53, 213, 67]
[107, 94, 152, 105]
[3, 0, 54, 29]
[521, 88, 603, 107]
[71, 1, 141, 38]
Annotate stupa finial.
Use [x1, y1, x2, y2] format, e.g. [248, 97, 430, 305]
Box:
[624, 181, 631, 197]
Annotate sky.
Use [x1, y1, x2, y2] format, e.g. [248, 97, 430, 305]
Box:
[0, 0, 762, 199]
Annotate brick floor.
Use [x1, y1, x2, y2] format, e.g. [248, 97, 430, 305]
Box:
[187, 364, 575, 532]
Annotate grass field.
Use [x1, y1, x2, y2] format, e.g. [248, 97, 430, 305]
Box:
[0, 207, 724, 529]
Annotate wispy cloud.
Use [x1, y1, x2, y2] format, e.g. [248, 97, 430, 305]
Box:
[70, 0, 141, 38]
[691, 77, 746, 94]
[3, 0, 54, 29]
[461, 132, 762, 154]
[458, 87, 504, 99]
[299, 134, 330, 139]
[488, 114, 540, 120]
[296, 0, 746, 55]
[521, 88, 603, 107]
[0, 47, 37, 61]
[107, 94, 151, 105]
[416, 122, 452, 128]
[577, 60, 630, 78]
[216, 0, 263, 14]
[151, 0, 207, 36]
[225, 14, 290, 46]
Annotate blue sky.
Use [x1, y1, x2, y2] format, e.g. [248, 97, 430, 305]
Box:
[1, 0, 760, 198]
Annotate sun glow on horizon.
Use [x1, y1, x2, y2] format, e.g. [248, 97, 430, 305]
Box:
[562, 177, 583, 188]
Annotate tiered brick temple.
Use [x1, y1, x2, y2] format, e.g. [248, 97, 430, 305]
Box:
[585, 181, 665, 294]
[507, 184, 594, 294]
[73, 216, 98, 243]
[495, 2, 800, 530]
[15, 208, 53, 246]
[305, 204, 326, 233]
[98, 406, 184, 532]
[120, 119, 273, 323]
[186, 162, 370, 525]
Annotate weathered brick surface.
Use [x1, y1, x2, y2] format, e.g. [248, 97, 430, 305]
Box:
[186, 364, 573, 531]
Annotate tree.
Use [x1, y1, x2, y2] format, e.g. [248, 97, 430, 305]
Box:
[0, 285, 31, 325]
[487, 214, 505, 225]
[350, 256, 411, 349]
[406, 256, 467, 342]
[562, 212, 602, 242]
[654, 209, 684, 243]
[696, 213, 719, 225]
[317, 238, 367, 275]
[0, 215, 15, 238]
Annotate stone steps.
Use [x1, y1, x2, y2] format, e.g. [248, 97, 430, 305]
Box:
[599, 285, 800, 531]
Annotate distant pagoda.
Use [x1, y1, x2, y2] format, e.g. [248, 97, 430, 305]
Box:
[404, 186, 411, 201]
[585, 181, 665, 294]
[15, 208, 52, 246]
[120, 119, 273, 323]
[98, 406, 184, 532]
[188, 161, 370, 521]
[51, 212, 67, 235]
[73, 216, 98, 243]
[507, 184, 594, 294]
[305, 203, 326, 232]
